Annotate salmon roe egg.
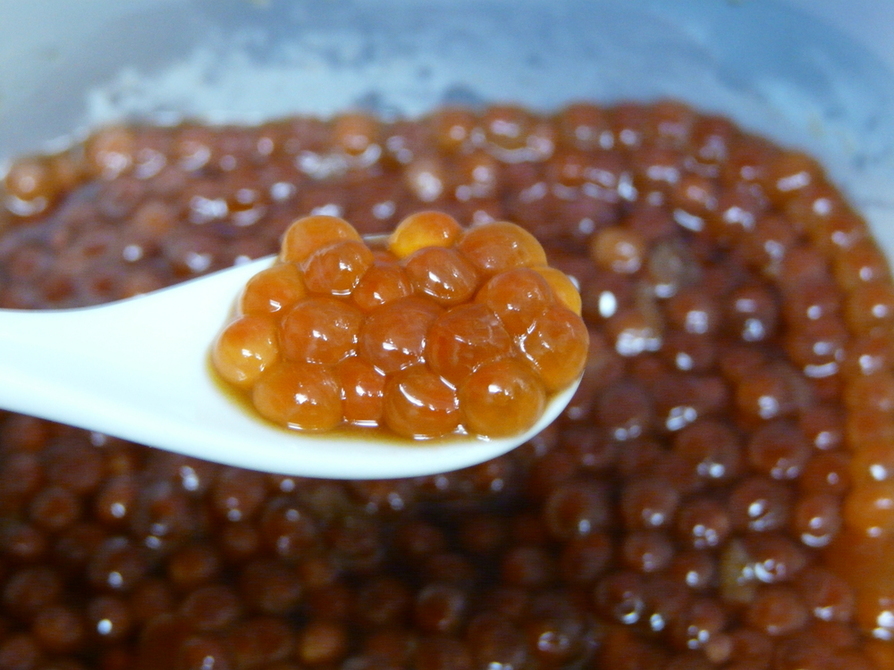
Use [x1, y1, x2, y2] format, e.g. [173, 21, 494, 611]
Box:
[335, 357, 386, 426]
[426, 303, 515, 384]
[350, 259, 413, 312]
[532, 266, 583, 315]
[475, 267, 555, 336]
[331, 112, 379, 157]
[4, 156, 60, 204]
[519, 304, 590, 391]
[358, 296, 443, 374]
[457, 221, 548, 275]
[252, 361, 342, 431]
[213, 212, 587, 440]
[301, 239, 374, 296]
[388, 210, 463, 259]
[279, 215, 362, 263]
[458, 359, 546, 437]
[280, 296, 363, 365]
[383, 366, 460, 439]
[211, 314, 279, 388]
[239, 263, 306, 315]
[590, 227, 646, 274]
[403, 246, 480, 305]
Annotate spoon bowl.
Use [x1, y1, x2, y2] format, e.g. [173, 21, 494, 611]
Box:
[0, 255, 579, 479]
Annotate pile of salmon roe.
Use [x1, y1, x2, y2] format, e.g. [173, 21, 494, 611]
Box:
[212, 211, 587, 439]
[2, 100, 894, 669]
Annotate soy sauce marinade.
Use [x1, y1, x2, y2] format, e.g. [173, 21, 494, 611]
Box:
[1, 102, 893, 669]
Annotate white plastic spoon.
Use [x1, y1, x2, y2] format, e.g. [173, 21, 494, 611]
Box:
[0, 256, 579, 480]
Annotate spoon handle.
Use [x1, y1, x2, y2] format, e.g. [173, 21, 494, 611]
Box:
[0, 256, 275, 438]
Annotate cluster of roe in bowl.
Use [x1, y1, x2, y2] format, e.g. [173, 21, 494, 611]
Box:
[2, 100, 894, 669]
[211, 212, 588, 439]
